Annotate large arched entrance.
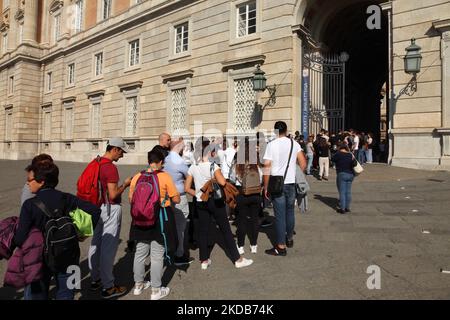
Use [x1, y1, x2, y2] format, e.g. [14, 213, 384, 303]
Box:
[296, 0, 389, 161]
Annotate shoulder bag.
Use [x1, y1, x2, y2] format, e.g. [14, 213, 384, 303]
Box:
[268, 139, 293, 196]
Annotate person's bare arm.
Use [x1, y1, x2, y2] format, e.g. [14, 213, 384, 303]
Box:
[171, 194, 181, 204]
[297, 151, 307, 172]
[214, 168, 227, 187]
[107, 177, 132, 201]
[184, 175, 196, 197]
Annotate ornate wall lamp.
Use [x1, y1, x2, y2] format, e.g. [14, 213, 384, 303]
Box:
[252, 65, 277, 110]
[399, 38, 422, 96]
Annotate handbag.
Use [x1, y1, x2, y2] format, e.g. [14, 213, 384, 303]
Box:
[352, 156, 364, 175]
[210, 163, 223, 200]
[268, 139, 293, 196]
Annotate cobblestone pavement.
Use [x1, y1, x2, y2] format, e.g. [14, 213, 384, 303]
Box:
[1, 160, 450, 300]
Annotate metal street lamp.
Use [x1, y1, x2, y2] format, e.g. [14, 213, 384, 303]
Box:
[399, 38, 422, 96]
[252, 64, 277, 109]
[404, 38, 422, 74]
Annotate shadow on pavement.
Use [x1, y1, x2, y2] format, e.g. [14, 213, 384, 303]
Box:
[313, 194, 339, 211]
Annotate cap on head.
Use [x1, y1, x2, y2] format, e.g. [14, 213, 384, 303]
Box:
[107, 137, 129, 153]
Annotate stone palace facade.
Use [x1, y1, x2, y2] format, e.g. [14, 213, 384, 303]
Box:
[0, 0, 449, 169]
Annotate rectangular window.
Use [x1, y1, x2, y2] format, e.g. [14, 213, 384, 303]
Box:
[90, 102, 101, 138]
[2, 33, 8, 54]
[129, 40, 140, 67]
[233, 78, 255, 132]
[94, 52, 103, 76]
[5, 108, 12, 141]
[237, 1, 257, 38]
[174, 22, 189, 54]
[43, 107, 51, 140]
[46, 72, 52, 92]
[171, 88, 187, 132]
[125, 96, 138, 136]
[75, 0, 83, 33]
[54, 14, 61, 42]
[103, 0, 112, 20]
[68, 63, 75, 86]
[8, 76, 14, 95]
[64, 106, 74, 140]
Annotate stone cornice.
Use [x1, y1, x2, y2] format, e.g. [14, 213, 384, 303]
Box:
[118, 81, 143, 91]
[221, 55, 266, 71]
[4, 104, 13, 110]
[433, 19, 450, 33]
[49, 0, 64, 14]
[86, 89, 106, 97]
[61, 96, 76, 103]
[162, 69, 194, 83]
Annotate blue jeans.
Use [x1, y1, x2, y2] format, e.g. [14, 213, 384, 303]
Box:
[336, 172, 354, 210]
[24, 270, 74, 300]
[365, 149, 373, 163]
[306, 153, 314, 174]
[271, 184, 296, 245]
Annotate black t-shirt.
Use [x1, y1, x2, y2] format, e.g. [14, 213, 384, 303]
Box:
[331, 152, 354, 175]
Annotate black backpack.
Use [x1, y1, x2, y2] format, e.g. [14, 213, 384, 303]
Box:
[33, 194, 80, 272]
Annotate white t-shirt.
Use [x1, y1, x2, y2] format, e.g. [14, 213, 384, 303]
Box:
[221, 148, 236, 179]
[353, 135, 360, 150]
[263, 137, 302, 184]
[187, 162, 220, 202]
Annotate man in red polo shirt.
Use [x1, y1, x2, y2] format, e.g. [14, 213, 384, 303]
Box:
[88, 137, 132, 299]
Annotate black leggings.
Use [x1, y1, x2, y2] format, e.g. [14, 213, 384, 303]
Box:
[236, 194, 261, 247]
[196, 198, 240, 263]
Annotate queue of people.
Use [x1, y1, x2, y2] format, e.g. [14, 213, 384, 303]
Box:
[1, 121, 368, 300]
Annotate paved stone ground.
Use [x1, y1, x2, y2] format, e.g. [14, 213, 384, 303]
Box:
[1, 159, 450, 300]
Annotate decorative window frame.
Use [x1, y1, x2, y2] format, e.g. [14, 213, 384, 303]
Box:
[227, 67, 257, 135]
[41, 103, 53, 142]
[92, 51, 104, 80]
[61, 97, 76, 141]
[86, 90, 105, 140]
[124, 35, 142, 73]
[118, 81, 143, 138]
[66, 62, 76, 88]
[229, 0, 261, 46]
[169, 18, 192, 61]
[4, 105, 13, 142]
[45, 71, 53, 94]
[73, 0, 85, 34]
[49, 1, 64, 44]
[7, 74, 14, 97]
[98, 0, 113, 22]
[164, 75, 192, 136]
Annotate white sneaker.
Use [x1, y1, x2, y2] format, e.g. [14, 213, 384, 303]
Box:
[250, 245, 257, 254]
[150, 287, 170, 300]
[237, 246, 245, 255]
[133, 281, 151, 296]
[201, 259, 211, 270]
[235, 257, 253, 268]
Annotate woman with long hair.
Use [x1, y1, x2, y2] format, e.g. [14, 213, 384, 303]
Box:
[331, 144, 355, 214]
[233, 137, 262, 254]
[184, 137, 253, 269]
[317, 137, 330, 181]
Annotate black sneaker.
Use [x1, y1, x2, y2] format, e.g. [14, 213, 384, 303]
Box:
[345, 208, 351, 213]
[90, 280, 102, 291]
[174, 255, 195, 266]
[265, 246, 287, 256]
[101, 285, 127, 299]
[286, 239, 294, 248]
[260, 219, 273, 227]
[337, 209, 346, 214]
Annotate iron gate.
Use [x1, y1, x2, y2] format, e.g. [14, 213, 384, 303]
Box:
[302, 49, 347, 136]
